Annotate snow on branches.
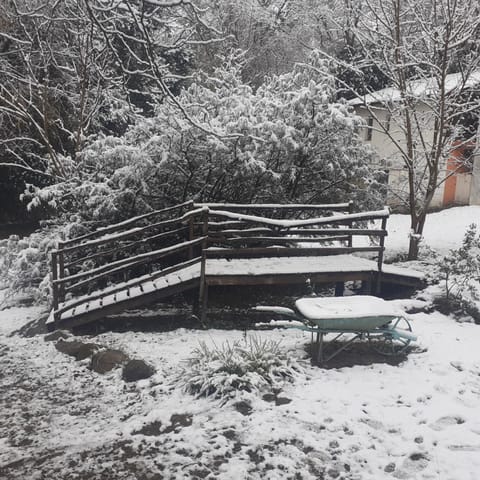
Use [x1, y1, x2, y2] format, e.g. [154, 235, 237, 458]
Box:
[28, 51, 384, 224]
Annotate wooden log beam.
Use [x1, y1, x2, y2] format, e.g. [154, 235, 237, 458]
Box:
[56, 237, 205, 289]
[205, 246, 383, 259]
[64, 226, 189, 269]
[61, 200, 194, 247]
[58, 207, 204, 255]
[194, 201, 352, 211]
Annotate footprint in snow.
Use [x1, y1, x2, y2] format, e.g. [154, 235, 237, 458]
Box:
[392, 452, 430, 479]
[360, 418, 384, 430]
[429, 415, 465, 431]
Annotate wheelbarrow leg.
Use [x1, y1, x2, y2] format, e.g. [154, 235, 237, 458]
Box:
[316, 332, 324, 365]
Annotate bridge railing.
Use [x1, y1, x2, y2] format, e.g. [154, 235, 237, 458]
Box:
[50, 200, 389, 325]
[202, 208, 389, 260]
[50, 202, 201, 321]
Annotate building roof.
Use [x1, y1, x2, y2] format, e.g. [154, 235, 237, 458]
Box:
[348, 70, 480, 107]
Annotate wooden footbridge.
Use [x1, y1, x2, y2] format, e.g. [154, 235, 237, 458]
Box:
[47, 201, 424, 329]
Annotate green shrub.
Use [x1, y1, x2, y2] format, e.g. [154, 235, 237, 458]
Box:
[180, 335, 303, 399]
[0, 226, 62, 305]
[433, 224, 480, 322]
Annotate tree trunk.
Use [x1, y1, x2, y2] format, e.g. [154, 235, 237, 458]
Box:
[407, 212, 427, 260]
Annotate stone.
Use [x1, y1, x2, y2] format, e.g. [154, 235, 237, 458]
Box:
[55, 339, 101, 360]
[262, 393, 276, 403]
[55, 340, 85, 357]
[76, 343, 101, 361]
[384, 462, 396, 473]
[44, 330, 70, 342]
[234, 401, 252, 416]
[133, 420, 163, 436]
[122, 359, 156, 382]
[90, 349, 128, 374]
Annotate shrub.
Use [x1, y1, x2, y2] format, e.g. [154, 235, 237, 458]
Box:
[0, 225, 63, 305]
[433, 224, 480, 322]
[180, 335, 303, 399]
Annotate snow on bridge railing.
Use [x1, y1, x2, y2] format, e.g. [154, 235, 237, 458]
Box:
[193, 201, 353, 212]
[205, 207, 389, 229]
[60, 200, 195, 248]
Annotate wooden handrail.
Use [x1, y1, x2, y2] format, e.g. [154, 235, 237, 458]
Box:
[205, 246, 383, 258]
[194, 201, 352, 211]
[55, 237, 205, 289]
[58, 207, 204, 255]
[207, 208, 389, 229]
[64, 226, 189, 269]
[208, 228, 387, 238]
[60, 200, 194, 247]
[212, 236, 351, 245]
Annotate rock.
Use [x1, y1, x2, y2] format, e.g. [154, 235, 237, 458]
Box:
[384, 462, 396, 473]
[414, 436, 424, 444]
[76, 343, 101, 361]
[327, 468, 340, 478]
[55, 340, 85, 357]
[409, 452, 428, 461]
[44, 330, 70, 342]
[133, 420, 163, 436]
[90, 349, 128, 374]
[122, 359, 155, 382]
[275, 397, 292, 406]
[234, 400, 252, 416]
[55, 339, 101, 360]
[262, 393, 276, 403]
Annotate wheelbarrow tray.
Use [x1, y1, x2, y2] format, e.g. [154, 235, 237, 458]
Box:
[295, 296, 403, 332]
[255, 295, 416, 363]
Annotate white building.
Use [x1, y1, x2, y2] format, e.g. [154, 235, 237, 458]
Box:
[349, 72, 480, 209]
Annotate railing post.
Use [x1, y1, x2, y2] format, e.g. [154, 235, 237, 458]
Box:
[347, 200, 354, 248]
[57, 242, 65, 303]
[51, 250, 59, 326]
[188, 216, 195, 259]
[375, 215, 388, 294]
[198, 209, 209, 325]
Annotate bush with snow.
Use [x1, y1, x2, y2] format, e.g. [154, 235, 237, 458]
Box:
[180, 335, 303, 399]
[25, 51, 385, 226]
[0, 226, 62, 304]
[433, 224, 480, 322]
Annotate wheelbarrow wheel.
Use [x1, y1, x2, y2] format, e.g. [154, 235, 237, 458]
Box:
[368, 317, 413, 356]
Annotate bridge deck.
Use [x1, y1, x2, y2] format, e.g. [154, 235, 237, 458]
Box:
[48, 255, 423, 328]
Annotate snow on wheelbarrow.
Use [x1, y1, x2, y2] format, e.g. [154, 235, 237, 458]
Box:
[254, 295, 417, 365]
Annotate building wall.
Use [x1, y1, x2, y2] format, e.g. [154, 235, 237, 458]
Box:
[354, 104, 472, 209]
[455, 173, 472, 204]
[470, 154, 480, 205]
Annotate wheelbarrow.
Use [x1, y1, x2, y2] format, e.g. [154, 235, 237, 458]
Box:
[255, 295, 417, 365]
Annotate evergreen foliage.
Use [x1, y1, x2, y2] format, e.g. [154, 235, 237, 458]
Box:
[181, 335, 302, 399]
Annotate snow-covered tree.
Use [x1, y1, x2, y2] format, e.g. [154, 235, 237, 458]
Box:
[31, 52, 383, 223]
[0, 0, 112, 179]
[335, 0, 480, 259]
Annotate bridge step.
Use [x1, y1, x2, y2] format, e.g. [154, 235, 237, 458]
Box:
[48, 263, 201, 328]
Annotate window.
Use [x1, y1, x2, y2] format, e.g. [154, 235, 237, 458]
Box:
[384, 114, 391, 132]
[365, 116, 374, 141]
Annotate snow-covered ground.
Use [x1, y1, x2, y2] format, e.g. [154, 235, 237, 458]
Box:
[385, 205, 480, 257]
[1, 207, 480, 480]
